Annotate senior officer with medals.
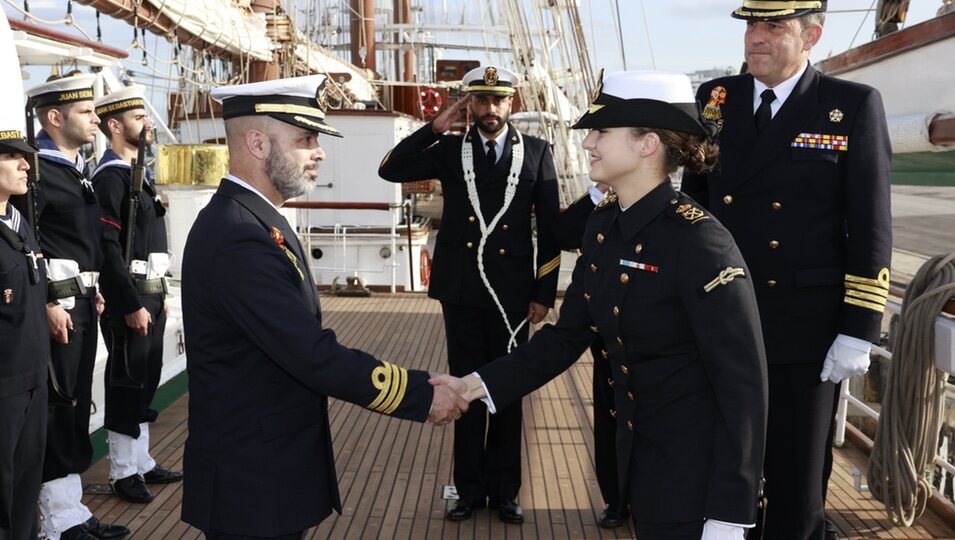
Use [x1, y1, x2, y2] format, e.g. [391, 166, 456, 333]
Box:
[91, 85, 182, 505]
[681, 2, 893, 538]
[13, 75, 129, 540]
[0, 23, 47, 535]
[437, 70, 769, 539]
[378, 65, 560, 524]
[180, 75, 467, 539]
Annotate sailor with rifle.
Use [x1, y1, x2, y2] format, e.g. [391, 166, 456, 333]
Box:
[92, 85, 181, 506]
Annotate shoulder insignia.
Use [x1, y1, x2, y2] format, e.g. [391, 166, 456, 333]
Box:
[596, 193, 617, 209]
[675, 203, 709, 224]
[703, 267, 746, 293]
[368, 362, 409, 415]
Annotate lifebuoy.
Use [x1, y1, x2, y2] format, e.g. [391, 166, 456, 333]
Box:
[419, 247, 431, 287]
[419, 87, 442, 117]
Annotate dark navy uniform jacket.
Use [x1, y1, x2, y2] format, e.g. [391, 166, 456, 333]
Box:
[0, 211, 48, 398]
[682, 65, 892, 365]
[181, 180, 434, 536]
[379, 123, 561, 313]
[92, 149, 169, 318]
[478, 182, 768, 524]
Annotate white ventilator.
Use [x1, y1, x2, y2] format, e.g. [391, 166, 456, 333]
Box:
[461, 130, 527, 352]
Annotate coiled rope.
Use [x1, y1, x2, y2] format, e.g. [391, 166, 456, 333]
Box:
[869, 251, 955, 526]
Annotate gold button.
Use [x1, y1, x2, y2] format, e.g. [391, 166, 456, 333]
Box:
[468, 215, 476, 222]
[612, 306, 620, 317]
[608, 378, 614, 387]
[772, 202, 782, 211]
[627, 420, 634, 431]
[616, 336, 624, 347]
[769, 240, 780, 249]
[591, 264, 598, 272]
[502, 224, 509, 231]
[723, 195, 734, 205]
[584, 292, 591, 303]
[601, 349, 608, 359]
[620, 364, 629, 374]
[590, 325, 599, 333]
[597, 233, 605, 244]
[767, 280, 777, 287]
[670, 198, 678, 204]
[620, 273, 629, 284]
[627, 391, 634, 401]
[609, 409, 616, 418]
[466, 242, 473, 248]
[634, 243, 643, 254]
[499, 248, 506, 255]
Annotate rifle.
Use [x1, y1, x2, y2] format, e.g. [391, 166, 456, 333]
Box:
[107, 126, 148, 389]
[25, 99, 77, 407]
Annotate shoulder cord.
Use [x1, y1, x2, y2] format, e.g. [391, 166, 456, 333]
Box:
[461, 130, 526, 352]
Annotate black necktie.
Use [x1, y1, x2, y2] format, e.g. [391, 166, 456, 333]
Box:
[755, 89, 776, 134]
[486, 140, 497, 166]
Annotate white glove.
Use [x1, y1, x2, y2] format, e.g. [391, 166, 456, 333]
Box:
[701, 519, 746, 540]
[819, 333, 872, 383]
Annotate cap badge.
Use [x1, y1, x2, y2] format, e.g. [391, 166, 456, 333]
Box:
[483, 67, 499, 86]
[829, 108, 844, 123]
[316, 81, 329, 112]
[590, 68, 605, 103]
[702, 86, 727, 126]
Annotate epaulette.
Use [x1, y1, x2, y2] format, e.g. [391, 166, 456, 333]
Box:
[594, 193, 617, 211]
[671, 198, 710, 225]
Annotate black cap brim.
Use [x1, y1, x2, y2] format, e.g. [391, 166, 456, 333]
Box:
[0, 139, 38, 155]
[572, 98, 706, 136]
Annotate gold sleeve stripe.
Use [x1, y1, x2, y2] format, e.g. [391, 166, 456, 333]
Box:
[844, 296, 886, 313]
[844, 269, 890, 289]
[844, 282, 889, 298]
[537, 256, 561, 278]
[368, 362, 410, 414]
[845, 289, 888, 306]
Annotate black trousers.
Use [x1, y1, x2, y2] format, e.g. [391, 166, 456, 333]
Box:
[0, 385, 47, 540]
[204, 532, 302, 540]
[759, 363, 836, 540]
[590, 337, 620, 510]
[43, 297, 97, 482]
[102, 296, 167, 438]
[441, 302, 528, 504]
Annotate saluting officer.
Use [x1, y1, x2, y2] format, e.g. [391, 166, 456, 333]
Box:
[442, 70, 770, 540]
[378, 65, 561, 524]
[0, 19, 48, 535]
[180, 75, 466, 539]
[13, 75, 129, 540]
[91, 85, 182, 505]
[681, 2, 893, 538]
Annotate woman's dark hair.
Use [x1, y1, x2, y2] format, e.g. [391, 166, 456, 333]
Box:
[630, 127, 719, 174]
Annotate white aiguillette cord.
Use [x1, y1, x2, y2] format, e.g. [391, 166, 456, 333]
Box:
[461, 129, 526, 352]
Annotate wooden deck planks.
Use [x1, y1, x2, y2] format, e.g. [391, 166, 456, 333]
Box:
[79, 292, 955, 539]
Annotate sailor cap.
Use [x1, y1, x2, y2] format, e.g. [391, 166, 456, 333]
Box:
[26, 73, 97, 109]
[731, 0, 827, 21]
[210, 75, 342, 138]
[462, 66, 518, 96]
[0, 15, 34, 154]
[95, 84, 147, 119]
[572, 70, 706, 136]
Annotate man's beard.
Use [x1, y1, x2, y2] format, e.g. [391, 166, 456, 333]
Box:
[477, 113, 507, 136]
[124, 127, 153, 147]
[266, 142, 317, 201]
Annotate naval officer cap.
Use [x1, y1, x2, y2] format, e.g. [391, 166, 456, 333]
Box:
[95, 84, 147, 120]
[26, 73, 97, 109]
[731, 0, 827, 20]
[210, 75, 343, 138]
[462, 66, 518, 97]
[572, 70, 707, 136]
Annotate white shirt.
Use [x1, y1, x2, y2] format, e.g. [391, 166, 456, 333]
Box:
[225, 173, 279, 210]
[478, 130, 505, 165]
[752, 61, 809, 118]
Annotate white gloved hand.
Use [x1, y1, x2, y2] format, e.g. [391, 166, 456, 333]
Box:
[819, 333, 872, 383]
[701, 519, 746, 540]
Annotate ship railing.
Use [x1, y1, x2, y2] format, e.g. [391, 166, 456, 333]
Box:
[283, 200, 414, 293]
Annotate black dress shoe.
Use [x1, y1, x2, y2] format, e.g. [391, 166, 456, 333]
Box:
[60, 525, 98, 540]
[597, 506, 629, 528]
[82, 517, 130, 539]
[824, 516, 841, 540]
[112, 474, 155, 503]
[143, 466, 183, 484]
[446, 499, 484, 521]
[498, 499, 524, 524]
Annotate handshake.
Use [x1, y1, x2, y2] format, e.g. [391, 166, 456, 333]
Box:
[426, 373, 487, 426]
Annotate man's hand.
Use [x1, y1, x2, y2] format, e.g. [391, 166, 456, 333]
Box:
[426, 375, 469, 425]
[528, 301, 549, 324]
[94, 291, 105, 317]
[124, 307, 152, 337]
[820, 333, 871, 383]
[432, 96, 470, 134]
[46, 303, 73, 344]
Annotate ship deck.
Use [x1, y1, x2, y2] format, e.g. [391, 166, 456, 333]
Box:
[80, 293, 955, 539]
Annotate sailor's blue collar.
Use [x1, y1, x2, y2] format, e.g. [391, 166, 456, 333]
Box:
[36, 130, 85, 173]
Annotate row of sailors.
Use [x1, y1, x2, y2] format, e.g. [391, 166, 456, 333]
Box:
[1, 73, 180, 540]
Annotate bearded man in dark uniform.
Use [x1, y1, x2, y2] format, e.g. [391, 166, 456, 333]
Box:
[681, 2, 893, 538]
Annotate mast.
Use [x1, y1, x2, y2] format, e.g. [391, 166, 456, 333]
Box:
[350, 0, 376, 72]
